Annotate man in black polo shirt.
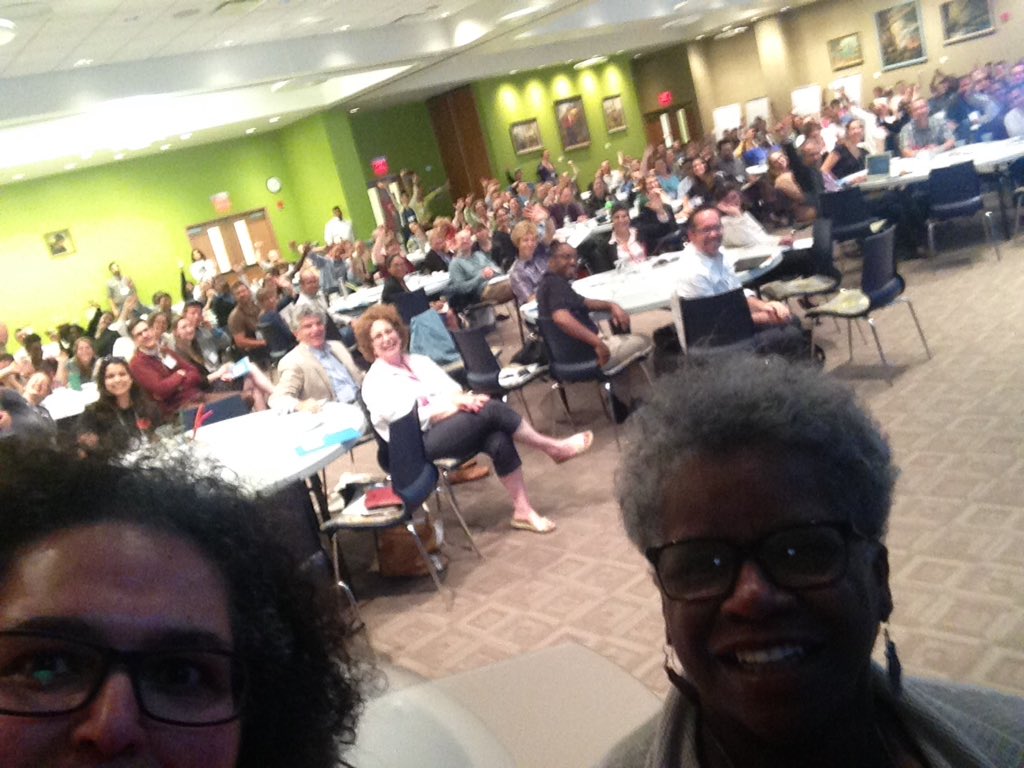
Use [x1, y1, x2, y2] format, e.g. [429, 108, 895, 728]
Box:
[536, 241, 651, 419]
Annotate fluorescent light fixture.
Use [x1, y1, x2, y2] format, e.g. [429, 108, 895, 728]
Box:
[514, 31, 534, 40]
[673, 0, 689, 7]
[270, 80, 292, 93]
[114, 153, 126, 160]
[349, 107, 359, 113]
[160, 143, 171, 150]
[573, 55, 607, 70]
[268, 116, 280, 123]
[334, 24, 350, 31]
[696, 33, 705, 40]
[180, 132, 193, 139]
[780, 5, 791, 10]
[245, 127, 256, 134]
[509, 69, 519, 75]
[499, 6, 541, 23]
[73, 58, 93, 68]
[64, 162, 77, 170]
[215, 39, 236, 48]
[0, 18, 15, 46]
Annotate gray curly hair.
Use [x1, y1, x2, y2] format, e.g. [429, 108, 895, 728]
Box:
[617, 355, 896, 552]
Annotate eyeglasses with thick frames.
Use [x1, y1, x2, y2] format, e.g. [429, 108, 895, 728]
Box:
[0, 630, 247, 726]
[645, 522, 871, 602]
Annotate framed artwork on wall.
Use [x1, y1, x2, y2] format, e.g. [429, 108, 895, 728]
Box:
[554, 96, 591, 151]
[509, 118, 543, 156]
[827, 33, 864, 71]
[602, 95, 627, 134]
[875, 1, 927, 71]
[44, 229, 74, 257]
[940, 0, 995, 45]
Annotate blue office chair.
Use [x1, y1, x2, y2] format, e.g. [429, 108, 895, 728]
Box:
[179, 392, 250, 431]
[453, 326, 543, 423]
[392, 288, 431, 327]
[926, 162, 1001, 261]
[677, 288, 757, 354]
[322, 405, 481, 604]
[806, 226, 931, 384]
[759, 218, 841, 304]
[819, 187, 881, 244]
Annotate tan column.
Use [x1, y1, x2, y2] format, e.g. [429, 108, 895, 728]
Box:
[753, 16, 796, 121]
[686, 41, 716, 141]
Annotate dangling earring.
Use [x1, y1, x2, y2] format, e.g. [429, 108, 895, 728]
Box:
[884, 625, 902, 694]
[663, 641, 684, 676]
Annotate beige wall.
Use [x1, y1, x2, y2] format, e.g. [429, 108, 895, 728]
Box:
[694, 0, 1023, 126]
[632, 44, 701, 116]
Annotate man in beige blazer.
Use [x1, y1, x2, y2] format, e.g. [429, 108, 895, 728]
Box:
[269, 304, 364, 412]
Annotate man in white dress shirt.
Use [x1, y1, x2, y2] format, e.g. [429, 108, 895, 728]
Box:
[324, 206, 355, 245]
[676, 207, 792, 328]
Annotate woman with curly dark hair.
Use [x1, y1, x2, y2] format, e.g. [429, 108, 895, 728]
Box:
[77, 356, 164, 456]
[0, 441, 369, 768]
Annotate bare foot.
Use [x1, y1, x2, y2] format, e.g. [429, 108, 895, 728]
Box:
[551, 431, 594, 464]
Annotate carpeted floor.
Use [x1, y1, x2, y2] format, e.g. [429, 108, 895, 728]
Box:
[331, 219, 1024, 701]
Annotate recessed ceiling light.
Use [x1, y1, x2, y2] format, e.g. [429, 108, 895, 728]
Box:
[216, 39, 235, 48]
[334, 24, 350, 32]
[573, 55, 607, 70]
[13, 173, 24, 180]
[633, 52, 643, 59]
[615, 49, 624, 55]
[64, 162, 77, 170]
[270, 80, 291, 93]
[80, 151, 93, 160]
[513, 31, 533, 40]
[245, 127, 256, 134]
[500, 7, 541, 22]
[780, 5, 791, 10]
[696, 33, 705, 40]
[160, 143, 171, 151]
[673, 0, 689, 7]
[509, 69, 519, 75]
[180, 132, 192, 140]
[440, 11, 451, 18]
[299, 16, 321, 24]
[0, 18, 16, 46]
[268, 116, 281, 123]
[349, 107, 359, 114]
[72, 58, 93, 68]
[114, 153, 126, 160]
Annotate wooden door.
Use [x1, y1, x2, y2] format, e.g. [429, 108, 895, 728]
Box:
[644, 115, 665, 148]
[428, 86, 493, 201]
[186, 209, 280, 275]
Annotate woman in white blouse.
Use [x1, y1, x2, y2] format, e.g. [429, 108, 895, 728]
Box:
[356, 304, 592, 534]
[607, 202, 647, 267]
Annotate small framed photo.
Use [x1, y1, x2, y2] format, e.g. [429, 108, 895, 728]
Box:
[44, 229, 74, 257]
[875, 1, 927, 71]
[827, 33, 864, 71]
[940, 0, 995, 45]
[602, 94, 627, 134]
[554, 96, 591, 151]
[509, 118, 543, 156]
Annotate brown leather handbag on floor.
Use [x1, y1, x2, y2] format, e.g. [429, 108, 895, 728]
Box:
[376, 518, 446, 577]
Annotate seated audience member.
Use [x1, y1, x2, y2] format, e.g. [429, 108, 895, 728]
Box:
[85, 306, 121, 357]
[900, 97, 955, 157]
[681, 157, 714, 207]
[295, 269, 353, 345]
[0, 442, 368, 768]
[1004, 85, 1024, 138]
[356, 304, 593, 535]
[537, 242, 652, 417]
[150, 310, 174, 348]
[546, 185, 587, 226]
[183, 299, 232, 370]
[0, 321, 7, 355]
[508, 218, 554, 305]
[210, 277, 236, 328]
[490, 209, 518, 272]
[652, 157, 682, 200]
[422, 227, 453, 273]
[0, 353, 29, 393]
[677, 207, 793, 331]
[634, 178, 680, 255]
[269, 305, 363, 412]
[66, 336, 98, 390]
[606, 202, 648, 267]
[587, 174, 613, 216]
[821, 117, 869, 180]
[446, 229, 513, 310]
[304, 243, 346, 296]
[738, 125, 769, 166]
[256, 284, 298, 358]
[128, 317, 206, 417]
[536, 148, 558, 184]
[173, 316, 272, 410]
[601, 355, 1024, 768]
[227, 282, 270, 369]
[77, 355, 163, 455]
[714, 137, 746, 182]
[406, 219, 430, 254]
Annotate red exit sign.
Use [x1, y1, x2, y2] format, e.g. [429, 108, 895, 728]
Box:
[371, 156, 389, 177]
[658, 91, 673, 107]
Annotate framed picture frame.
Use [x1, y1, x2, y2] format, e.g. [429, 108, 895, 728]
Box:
[875, 1, 927, 71]
[826, 33, 863, 71]
[508, 118, 543, 156]
[940, 0, 995, 45]
[602, 94, 627, 134]
[554, 96, 591, 151]
[44, 229, 74, 257]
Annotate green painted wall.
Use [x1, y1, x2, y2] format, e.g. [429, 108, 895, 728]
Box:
[278, 114, 351, 244]
[0, 133, 306, 337]
[320, 109, 377, 240]
[473, 56, 647, 186]
[350, 101, 450, 213]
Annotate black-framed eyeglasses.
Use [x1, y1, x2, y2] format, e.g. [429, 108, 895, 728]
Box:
[645, 522, 871, 602]
[0, 631, 247, 726]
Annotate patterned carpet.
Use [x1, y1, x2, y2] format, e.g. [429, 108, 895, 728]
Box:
[332, 219, 1024, 702]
